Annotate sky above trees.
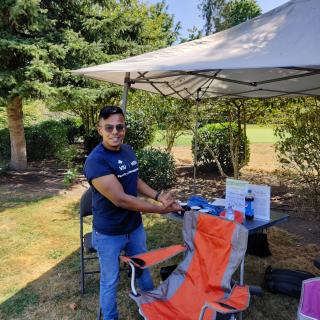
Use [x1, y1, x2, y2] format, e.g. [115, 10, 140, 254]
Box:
[147, 0, 289, 38]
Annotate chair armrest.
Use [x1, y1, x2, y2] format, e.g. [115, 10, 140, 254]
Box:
[120, 244, 186, 269]
[199, 285, 250, 320]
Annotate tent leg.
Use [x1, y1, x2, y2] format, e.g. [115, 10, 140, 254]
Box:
[193, 92, 200, 193]
[121, 72, 131, 114]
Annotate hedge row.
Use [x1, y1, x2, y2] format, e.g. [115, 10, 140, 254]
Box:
[192, 123, 249, 173]
[0, 119, 80, 161]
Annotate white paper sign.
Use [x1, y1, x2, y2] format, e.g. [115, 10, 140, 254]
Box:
[249, 184, 271, 221]
[225, 178, 248, 213]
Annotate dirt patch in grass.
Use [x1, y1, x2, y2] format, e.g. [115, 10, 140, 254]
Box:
[171, 144, 320, 246]
[0, 160, 87, 212]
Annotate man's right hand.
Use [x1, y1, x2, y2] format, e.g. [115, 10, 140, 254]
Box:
[158, 200, 183, 214]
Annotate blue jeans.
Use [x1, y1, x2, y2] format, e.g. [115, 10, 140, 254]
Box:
[92, 224, 154, 320]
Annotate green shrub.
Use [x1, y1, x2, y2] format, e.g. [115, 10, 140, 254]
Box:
[0, 120, 72, 162]
[0, 128, 10, 160]
[0, 159, 9, 175]
[124, 112, 155, 151]
[55, 145, 78, 168]
[83, 129, 101, 154]
[275, 102, 320, 197]
[25, 120, 68, 161]
[59, 118, 80, 144]
[193, 123, 249, 173]
[63, 167, 79, 186]
[136, 148, 176, 190]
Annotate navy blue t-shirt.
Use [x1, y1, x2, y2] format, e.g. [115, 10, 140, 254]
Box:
[84, 143, 142, 235]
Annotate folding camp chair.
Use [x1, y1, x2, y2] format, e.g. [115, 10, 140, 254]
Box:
[121, 210, 250, 320]
[80, 187, 100, 295]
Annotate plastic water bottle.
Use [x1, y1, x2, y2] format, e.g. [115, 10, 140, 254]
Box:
[226, 205, 234, 221]
[245, 189, 254, 220]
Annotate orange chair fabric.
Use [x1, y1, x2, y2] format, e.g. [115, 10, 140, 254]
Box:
[128, 211, 249, 320]
[121, 245, 186, 268]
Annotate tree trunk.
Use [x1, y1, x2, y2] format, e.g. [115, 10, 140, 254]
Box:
[7, 96, 27, 170]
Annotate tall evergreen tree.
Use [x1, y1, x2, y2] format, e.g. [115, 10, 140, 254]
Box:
[0, 0, 61, 170]
[0, 0, 179, 170]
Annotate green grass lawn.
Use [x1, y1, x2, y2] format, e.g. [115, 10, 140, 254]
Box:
[0, 185, 319, 320]
[152, 125, 278, 147]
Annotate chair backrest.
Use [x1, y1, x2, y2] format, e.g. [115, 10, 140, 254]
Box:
[182, 211, 248, 292]
[132, 211, 249, 320]
[80, 187, 93, 218]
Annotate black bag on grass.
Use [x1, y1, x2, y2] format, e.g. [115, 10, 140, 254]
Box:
[264, 265, 315, 298]
[246, 232, 271, 257]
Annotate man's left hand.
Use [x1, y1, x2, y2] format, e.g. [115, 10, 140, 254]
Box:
[158, 191, 174, 206]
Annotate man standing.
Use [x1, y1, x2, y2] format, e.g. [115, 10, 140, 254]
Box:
[84, 106, 181, 320]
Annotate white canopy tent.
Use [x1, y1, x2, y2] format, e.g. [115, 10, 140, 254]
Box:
[72, 0, 320, 188]
[72, 0, 320, 104]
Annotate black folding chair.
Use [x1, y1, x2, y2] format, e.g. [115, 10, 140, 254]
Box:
[80, 187, 100, 295]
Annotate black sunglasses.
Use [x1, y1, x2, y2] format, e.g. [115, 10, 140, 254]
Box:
[102, 124, 126, 133]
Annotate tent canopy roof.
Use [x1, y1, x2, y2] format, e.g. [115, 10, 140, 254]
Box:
[72, 0, 320, 100]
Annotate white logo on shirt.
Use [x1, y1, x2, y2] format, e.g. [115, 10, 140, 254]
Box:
[117, 168, 138, 178]
[118, 160, 123, 164]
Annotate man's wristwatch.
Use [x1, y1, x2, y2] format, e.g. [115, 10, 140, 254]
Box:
[155, 191, 161, 201]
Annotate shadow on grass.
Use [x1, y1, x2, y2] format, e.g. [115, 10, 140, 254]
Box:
[0, 215, 183, 320]
[1, 214, 317, 320]
[0, 194, 58, 213]
[0, 176, 66, 213]
[0, 249, 101, 320]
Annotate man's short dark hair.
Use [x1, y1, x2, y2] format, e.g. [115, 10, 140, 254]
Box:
[99, 106, 124, 120]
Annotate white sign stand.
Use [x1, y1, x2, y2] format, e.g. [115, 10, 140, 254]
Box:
[225, 178, 248, 213]
[225, 179, 271, 221]
[249, 184, 271, 221]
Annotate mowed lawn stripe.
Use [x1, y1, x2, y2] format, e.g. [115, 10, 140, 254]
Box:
[152, 126, 278, 147]
[0, 189, 89, 304]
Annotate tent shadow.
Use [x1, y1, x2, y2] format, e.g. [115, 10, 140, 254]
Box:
[2, 211, 308, 320]
[0, 215, 183, 320]
[0, 249, 100, 320]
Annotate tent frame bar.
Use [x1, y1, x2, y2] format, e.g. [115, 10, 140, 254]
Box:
[129, 68, 320, 92]
[121, 72, 131, 113]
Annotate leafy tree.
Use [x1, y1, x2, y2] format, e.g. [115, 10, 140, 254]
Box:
[193, 122, 249, 174]
[197, 0, 262, 177]
[126, 90, 193, 152]
[0, 0, 59, 169]
[275, 98, 320, 200]
[199, 0, 261, 35]
[153, 97, 193, 152]
[198, 0, 226, 35]
[51, 0, 180, 128]
[219, 0, 261, 31]
[180, 26, 203, 43]
[0, 0, 179, 170]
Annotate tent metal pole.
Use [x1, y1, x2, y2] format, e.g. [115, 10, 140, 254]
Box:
[193, 90, 200, 193]
[121, 72, 131, 114]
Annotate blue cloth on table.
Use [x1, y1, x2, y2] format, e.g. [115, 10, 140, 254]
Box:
[187, 196, 224, 216]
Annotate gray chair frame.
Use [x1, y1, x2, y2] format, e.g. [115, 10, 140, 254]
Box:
[80, 187, 100, 295]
